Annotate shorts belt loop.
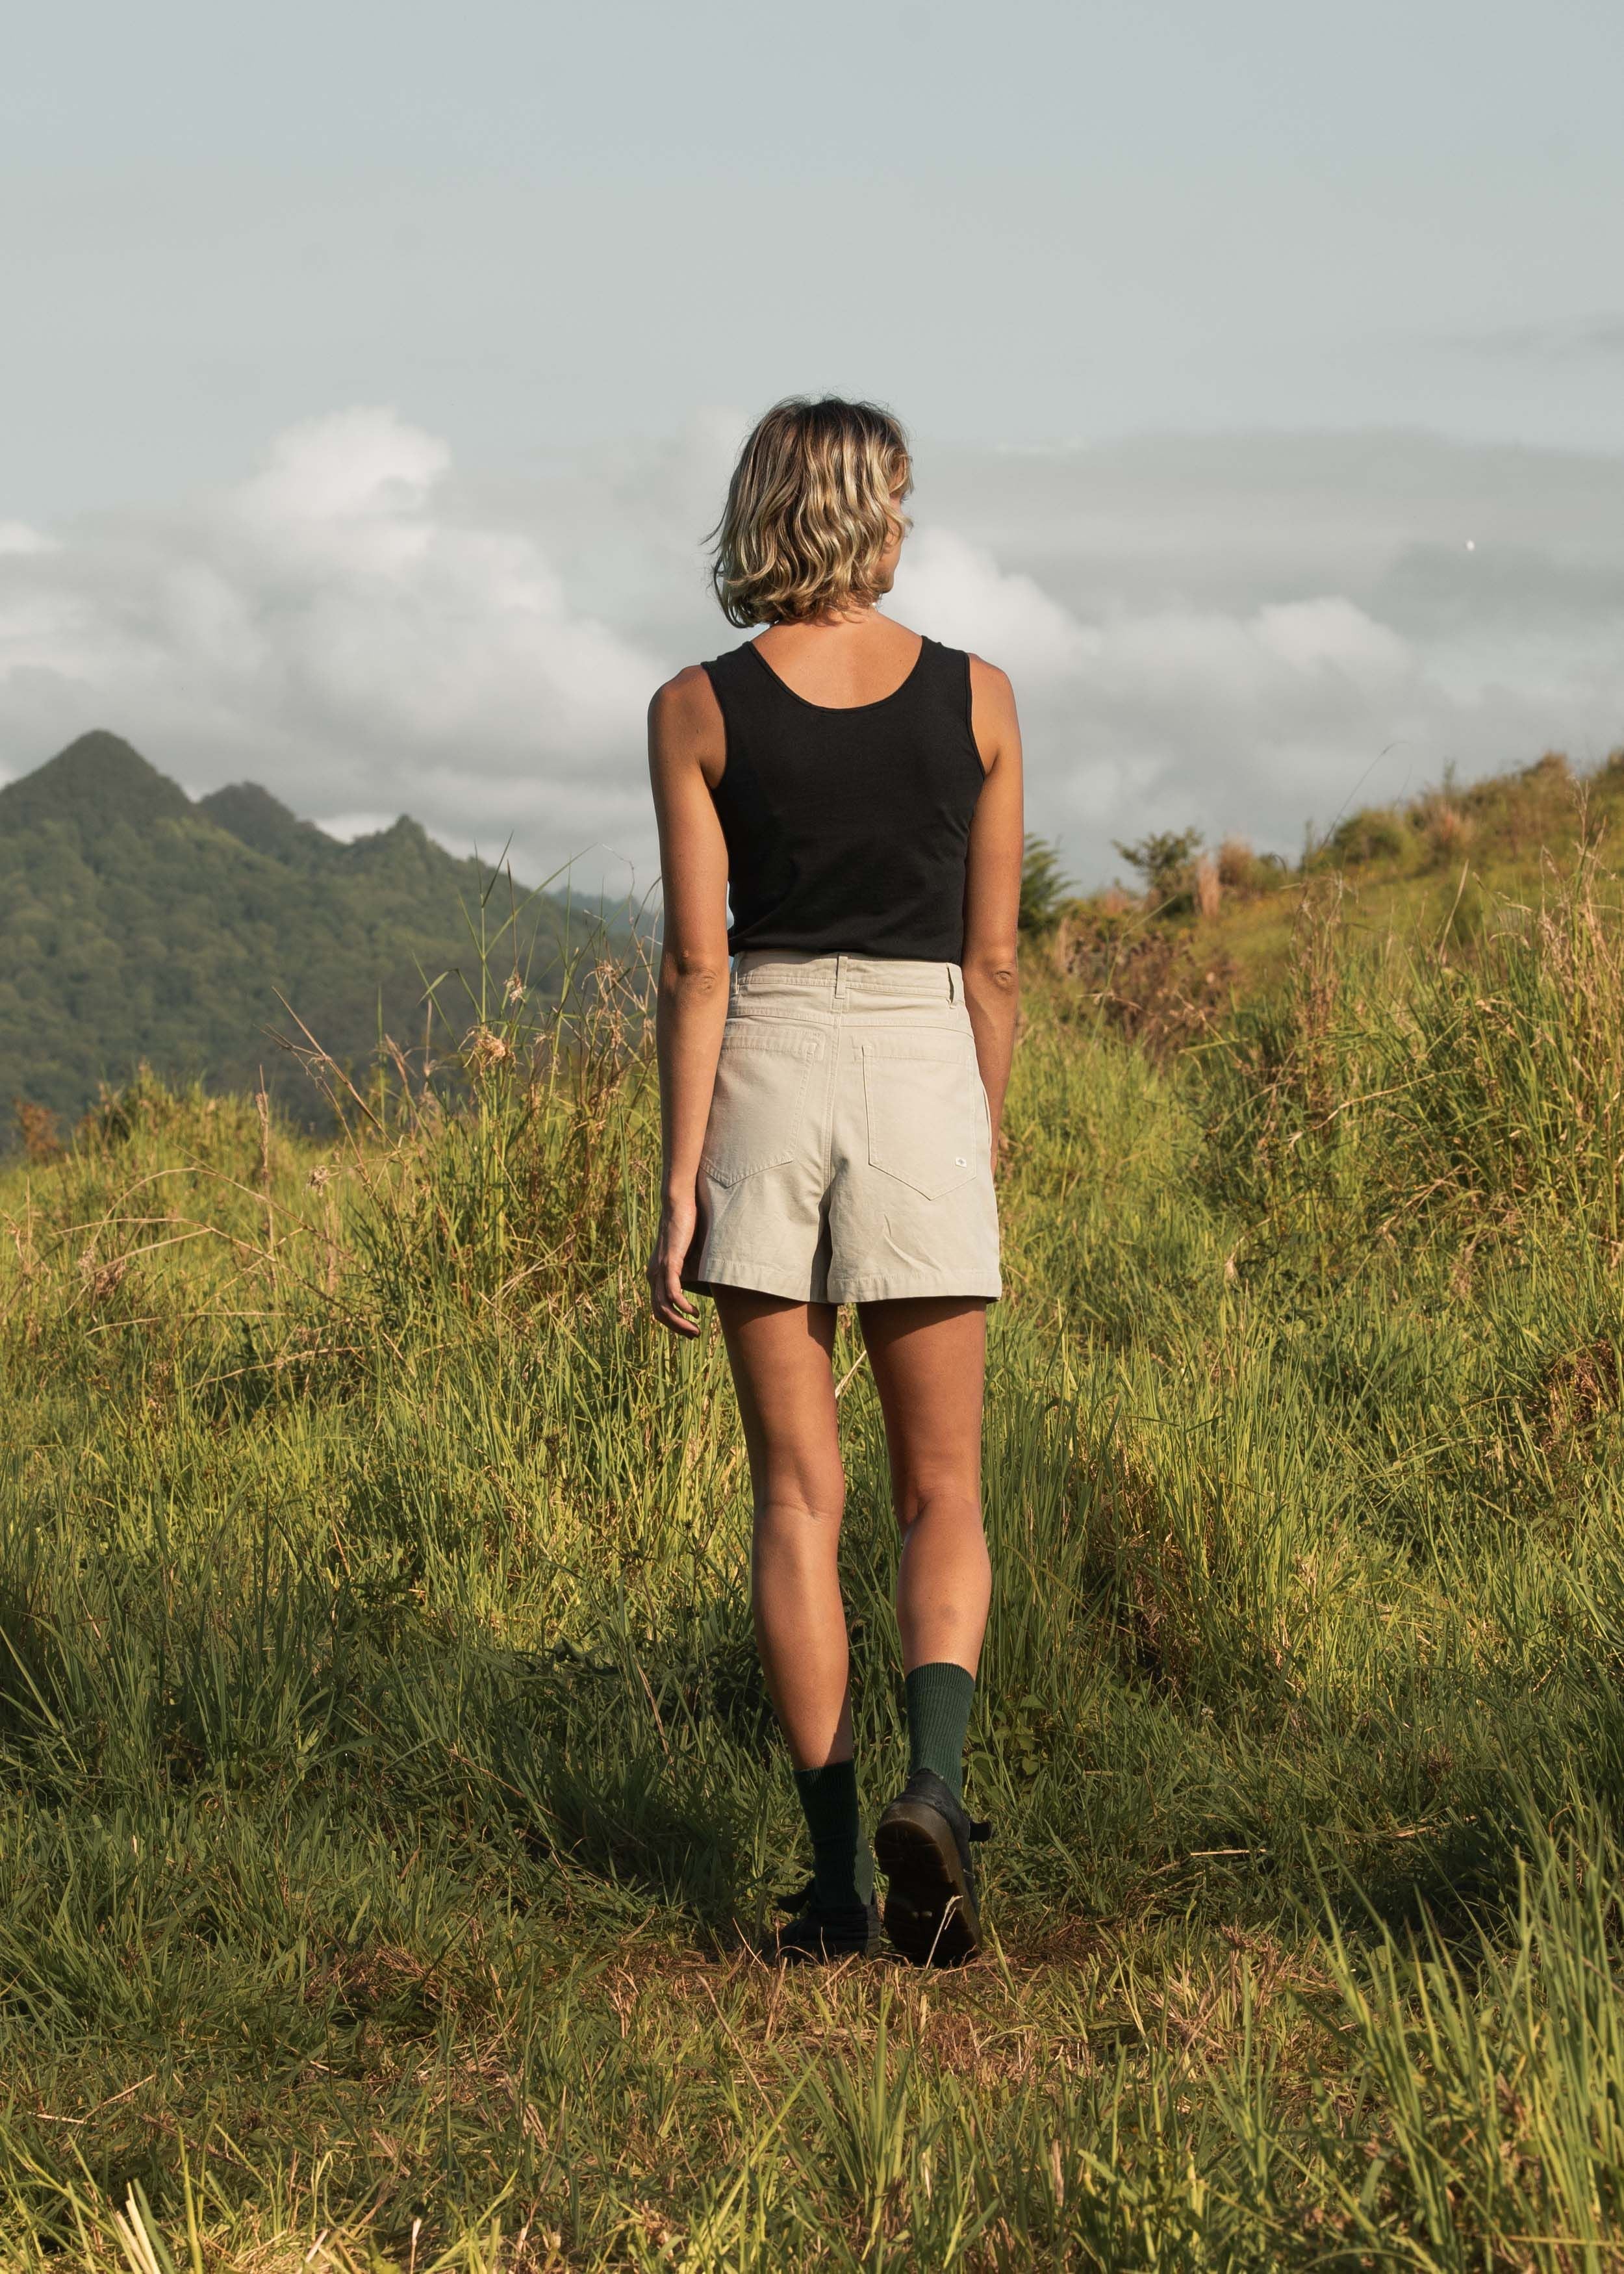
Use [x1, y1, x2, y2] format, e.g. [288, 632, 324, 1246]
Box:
[946, 965, 957, 1003]
[832, 953, 848, 1006]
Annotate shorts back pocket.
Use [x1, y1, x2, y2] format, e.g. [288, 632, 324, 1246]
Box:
[862, 1037, 985, 1199]
[700, 1024, 822, 1186]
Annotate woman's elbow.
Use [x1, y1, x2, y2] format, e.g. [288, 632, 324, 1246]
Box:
[964, 945, 1019, 996]
[660, 947, 730, 1002]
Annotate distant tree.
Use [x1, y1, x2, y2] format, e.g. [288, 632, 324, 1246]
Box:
[1019, 834, 1073, 935]
[1112, 828, 1203, 901]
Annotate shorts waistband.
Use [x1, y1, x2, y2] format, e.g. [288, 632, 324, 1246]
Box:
[731, 951, 963, 1005]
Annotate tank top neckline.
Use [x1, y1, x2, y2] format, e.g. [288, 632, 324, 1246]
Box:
[745, 632, 930, 715]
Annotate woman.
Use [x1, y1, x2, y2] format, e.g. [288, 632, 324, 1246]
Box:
[646, 398, 1023, 1965]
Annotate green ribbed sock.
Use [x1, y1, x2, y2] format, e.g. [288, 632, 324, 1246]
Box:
[792, 1759, 873, 1910]
[905, 1663, 976, 1802]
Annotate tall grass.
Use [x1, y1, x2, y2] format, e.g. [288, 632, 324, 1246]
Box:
[6, 859, 1624, 2263]
[1200, 839, 1624, 1243]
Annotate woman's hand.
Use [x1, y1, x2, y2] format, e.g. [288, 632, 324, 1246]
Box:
[648, 1193, 703, 1336]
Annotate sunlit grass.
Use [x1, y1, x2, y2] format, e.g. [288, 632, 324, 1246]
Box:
[6, 840, 1624, 2264]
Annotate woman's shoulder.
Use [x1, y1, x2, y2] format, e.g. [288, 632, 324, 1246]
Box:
[647, 665, 726, 766]
[654, 642, 759, 706]
[914, 633, 1009, 699]
[700, 639, 763, 683]
[917, 639, 1015, 717]
[965, 650, 1013, 698]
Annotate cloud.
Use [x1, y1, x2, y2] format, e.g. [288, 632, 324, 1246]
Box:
[1456, 314, 1624, 361]
[893, 511, 1624, 871]
[3, 416, 1622, 886]
[889, 527, 1091, 682]
[0, 522, 56, 557]
[0, 407, 663, 884]
[896, 526, 1418, 718]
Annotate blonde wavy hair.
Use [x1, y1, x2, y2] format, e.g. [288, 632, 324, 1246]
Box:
[709, 397, 912, 627]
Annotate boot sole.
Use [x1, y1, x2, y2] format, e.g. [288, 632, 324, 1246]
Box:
[874, 1799, 981, 1966]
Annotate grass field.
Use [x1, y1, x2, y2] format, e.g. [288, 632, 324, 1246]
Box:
[8, 758, 1624, 2268]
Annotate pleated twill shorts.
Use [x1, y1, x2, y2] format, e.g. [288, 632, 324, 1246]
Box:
[681, 951, 1002, 1306]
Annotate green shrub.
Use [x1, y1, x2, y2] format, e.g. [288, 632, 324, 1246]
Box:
[1113, 826, 1202, 905]
[1319, 805, 1408, 867]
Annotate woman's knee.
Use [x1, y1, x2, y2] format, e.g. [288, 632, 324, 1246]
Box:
[892, 1479, 983, 1536]
[752, 1471, 846, 1540]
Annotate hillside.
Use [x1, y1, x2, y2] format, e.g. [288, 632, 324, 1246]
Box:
[1047, 743, 1624, 1038]
[0, 732, 607, 1140]
[9, 799, 1624, 2258]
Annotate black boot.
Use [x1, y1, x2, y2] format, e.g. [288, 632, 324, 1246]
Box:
[765, 1879, 882, 1965]
[874, 1768, 991, 1966]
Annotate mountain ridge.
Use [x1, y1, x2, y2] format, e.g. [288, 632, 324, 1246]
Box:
[1, 730, 195, 843]
[1, 732, 596, 1140]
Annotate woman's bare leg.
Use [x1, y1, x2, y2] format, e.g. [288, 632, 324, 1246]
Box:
[856, 1297, 991, 1674]
[859, 1296, 992, 1963]
[713, 1288, 850, 1769]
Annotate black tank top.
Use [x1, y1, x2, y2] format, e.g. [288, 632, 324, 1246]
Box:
[701, 635, 986, 963]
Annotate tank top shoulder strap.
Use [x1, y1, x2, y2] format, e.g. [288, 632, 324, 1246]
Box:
[905, 637, 976, 763]
[701, 643, 774, 735]
[700, 644, 768, 777]
[701, 643, 758, 692]
[913, 635, 971, 715]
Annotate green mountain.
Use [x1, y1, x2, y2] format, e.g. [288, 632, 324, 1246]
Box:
[0, 731, 600, 1140]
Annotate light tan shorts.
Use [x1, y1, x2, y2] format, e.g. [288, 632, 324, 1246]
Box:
[682, 951, 1002, 1307]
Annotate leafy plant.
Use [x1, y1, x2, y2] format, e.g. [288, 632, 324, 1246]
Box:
[1317, 805, 1408, 867]
[1018, 832, 1074, 936]
[1113, 826, 1203, 901]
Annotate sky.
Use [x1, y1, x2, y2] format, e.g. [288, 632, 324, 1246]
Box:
[3, 0, 1623, 891]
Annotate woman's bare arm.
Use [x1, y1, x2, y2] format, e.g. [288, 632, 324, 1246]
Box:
[646, 665, 731, 1336]
[962, 656, 1024, 1153]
